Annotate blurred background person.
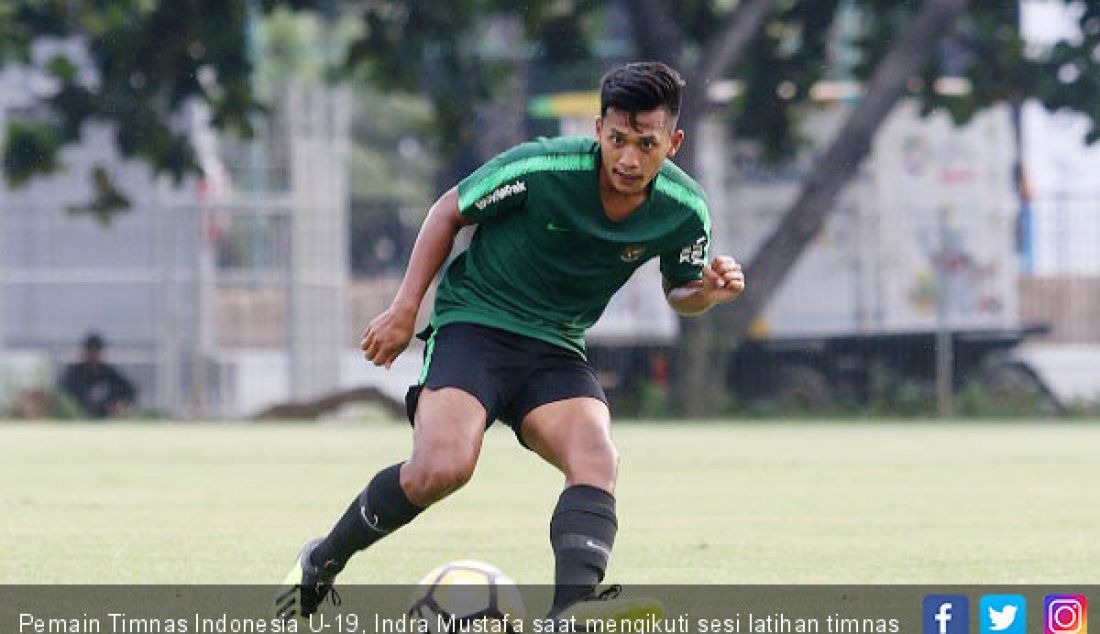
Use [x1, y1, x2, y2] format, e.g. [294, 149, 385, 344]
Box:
[58, 333, 136, 419]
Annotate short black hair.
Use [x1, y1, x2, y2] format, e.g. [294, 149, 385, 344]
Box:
[599, 62, 685, 126]
[83, 332, 104, 350]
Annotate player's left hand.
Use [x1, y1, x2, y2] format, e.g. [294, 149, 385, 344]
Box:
[701, 255, 745, 304]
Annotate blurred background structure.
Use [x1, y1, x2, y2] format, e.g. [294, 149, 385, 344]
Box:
[1, 0, 1098, 419]
[0, 72, 349, 418]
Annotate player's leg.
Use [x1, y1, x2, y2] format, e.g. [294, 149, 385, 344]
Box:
[509, 349, 662, 628]
[521, 396, 620, 612]
[276, 386, 487, 621]
[522, 401, 663, 627]
[310, 386, 487, 568]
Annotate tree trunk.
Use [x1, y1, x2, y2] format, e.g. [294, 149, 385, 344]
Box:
[715, 0, 971, 352]
[627, 0, 780, 415]
[630, 0, 779, 165]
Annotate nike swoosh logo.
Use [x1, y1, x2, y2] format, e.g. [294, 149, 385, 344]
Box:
[546, 222, 571, 233]
[585, 539, 611, 556]
[360, 505, 389, 534]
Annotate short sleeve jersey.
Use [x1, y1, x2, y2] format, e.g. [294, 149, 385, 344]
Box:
[431, 136, 712, 357]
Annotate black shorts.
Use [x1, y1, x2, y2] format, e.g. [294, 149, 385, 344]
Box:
[405, 322, 607, 445]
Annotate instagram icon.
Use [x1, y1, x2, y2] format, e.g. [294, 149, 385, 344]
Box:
[1045, 595, 1088, 634]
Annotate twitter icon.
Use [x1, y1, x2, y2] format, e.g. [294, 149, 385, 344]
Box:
[981, 595, 1027, 634]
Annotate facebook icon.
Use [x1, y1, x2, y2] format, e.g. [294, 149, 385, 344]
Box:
[925, 595, 970, 634]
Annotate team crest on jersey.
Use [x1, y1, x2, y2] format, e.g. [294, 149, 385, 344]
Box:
[620, 244, 647, 262]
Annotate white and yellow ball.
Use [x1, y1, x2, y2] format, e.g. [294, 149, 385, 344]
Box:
[408, 560, 525, 633]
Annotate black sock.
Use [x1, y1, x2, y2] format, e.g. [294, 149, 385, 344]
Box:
[310, 463, 423, 571]
[550, 484, 618, 610]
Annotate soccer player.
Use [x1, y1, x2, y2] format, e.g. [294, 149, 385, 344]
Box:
[277, 61, 745, 622]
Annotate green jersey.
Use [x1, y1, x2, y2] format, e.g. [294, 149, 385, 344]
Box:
[431, 136, 712, 356]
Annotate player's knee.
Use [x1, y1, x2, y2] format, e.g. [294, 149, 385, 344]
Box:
[423, 460, 476, 497]
[404, 455, 476, 503]
[591, 436, 618, 468]
[596, 441, 620, 481]
[565, 435, 619, 490]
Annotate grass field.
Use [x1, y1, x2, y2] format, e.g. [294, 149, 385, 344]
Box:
[1, 419, 1098, 584]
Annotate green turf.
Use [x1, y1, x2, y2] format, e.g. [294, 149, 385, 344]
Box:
[1, 419, 1097, 584]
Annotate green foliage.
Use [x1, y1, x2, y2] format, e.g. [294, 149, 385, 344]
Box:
[954, 378, 1048, 418]
[66, 166, 133, 227]
[1065, 396, 1100, 418]
[258, 6, 364, 89]
[6, 0, 1100, 214]
[848, 0, 1100, 141]
[254, 8, 436, 208]
[731, 0, 843, 162]
[0, 3, 35, 65]
[714, 361, 1073, 419]
[1, 0, 264, 218]
[725, 0, 1100, 161]
[348, 90, 436, 205]
[2, 120, 62, 187]
[0, 0, 602, 202]
[342, 0, 599, 169]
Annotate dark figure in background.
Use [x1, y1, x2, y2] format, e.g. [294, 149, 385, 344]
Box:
[59, 333, 136, 419]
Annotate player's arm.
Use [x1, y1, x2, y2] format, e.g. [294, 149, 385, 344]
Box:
[361, 187, 472, 368]
[663, 255, 746, 316]
[659, 213, 744, 315]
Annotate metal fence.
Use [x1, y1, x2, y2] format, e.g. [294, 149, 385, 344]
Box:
[0, 81, 350, 419]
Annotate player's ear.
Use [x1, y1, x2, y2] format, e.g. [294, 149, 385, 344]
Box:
[667, 128, 685, 158]
[595, 115, 603, 138]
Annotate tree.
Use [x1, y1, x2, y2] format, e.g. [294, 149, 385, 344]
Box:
[710, 0, 1100, 411]
[722, 0, 972, 347]
[0, 1, 600, 214]
[8, 1, 1100, 415]
[0, 1, 268, 220]
[625, 0, 843, 414]
[624, 0, 1100, 414]
[343, 1, 602, 185]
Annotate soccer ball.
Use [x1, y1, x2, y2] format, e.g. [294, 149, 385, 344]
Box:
[408, 560, 525, 633]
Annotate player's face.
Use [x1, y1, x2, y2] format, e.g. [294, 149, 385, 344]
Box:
[596, 107, 684, 196]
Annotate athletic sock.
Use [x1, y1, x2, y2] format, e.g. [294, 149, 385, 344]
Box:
[310, 463, 423, 572]
[550, 484, 618, 611]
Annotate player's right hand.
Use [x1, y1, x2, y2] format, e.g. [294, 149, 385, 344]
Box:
[361, 304, 417, 369]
